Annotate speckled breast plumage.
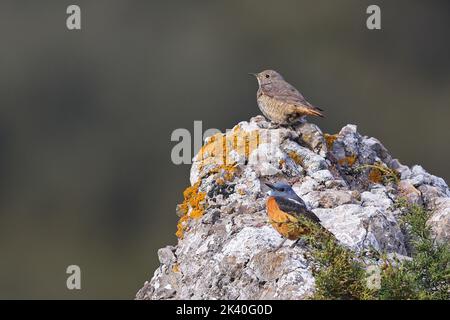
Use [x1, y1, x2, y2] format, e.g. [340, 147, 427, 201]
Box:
[257, 93, 296, 125]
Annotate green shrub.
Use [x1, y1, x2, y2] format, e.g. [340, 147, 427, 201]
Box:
[305, 200, 449, 300]
[311, 237, 374, 300]
[379, 200, 450, 300]
[300, 217, 374, 300]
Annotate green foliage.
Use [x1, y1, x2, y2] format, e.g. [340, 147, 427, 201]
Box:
[300, 217, 374, 300]
[379, 200, 450, 300]
[378, 256, 418, 299]
[356, 162, 400, 185]
[311, 237, 374, 300]
[304, 200, 449, 300]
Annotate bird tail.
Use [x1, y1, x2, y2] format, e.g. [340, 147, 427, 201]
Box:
[307, 108, 325, 118]
[295, 105, 325, 118]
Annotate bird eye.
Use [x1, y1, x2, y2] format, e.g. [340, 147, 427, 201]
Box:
[265, 74, 270, 78]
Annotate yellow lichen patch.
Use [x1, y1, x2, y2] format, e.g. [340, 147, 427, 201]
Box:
[288, 151, 303, 166]
[175, 181, 207, 239]
[338, 155, 357, 167]
[196, 127, 261, 167]
[177, 181, 201, 215]
[324, 133, 338, 150]
[172, 263, 180, 273]
[189, 209, 204, 219]
[175, 215, 190, 239]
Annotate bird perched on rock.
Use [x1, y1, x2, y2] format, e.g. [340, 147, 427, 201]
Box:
[250, 70, 324, 124]
[265, 182, 323, 249]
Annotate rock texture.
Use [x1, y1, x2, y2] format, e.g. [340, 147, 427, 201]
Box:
[136, 116, 450, 300]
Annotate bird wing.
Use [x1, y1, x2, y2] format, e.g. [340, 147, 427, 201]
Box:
[274, 196, 321, 223]
[262, 81, 323, 112]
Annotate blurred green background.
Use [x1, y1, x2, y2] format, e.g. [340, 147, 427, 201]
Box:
[0, 0, 449, 299]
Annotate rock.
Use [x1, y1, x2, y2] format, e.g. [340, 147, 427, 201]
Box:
[427, 197, 450, 244]
[397, 180, 422, 205]
[282, 140, 327, 175]
[303, 189, 356, 209]
[137, 116, 450, 300]
[418, 184, 447, 209]
[360, 187, 393, 211]
[314, 204, 406, 254]
[332, 124, 360, 159]
[292, 177, 319, 196]
[409, 165, 449, 196]
[248, 143, 284, 176]
[311, 169, 335, 184]
[390, 159, 412, 180]
[294, 122, 327, 157]
[157, 246, 176, 265]
[363, 137, 391, 164]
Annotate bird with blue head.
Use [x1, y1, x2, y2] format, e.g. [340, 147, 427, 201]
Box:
[265, 182, 322, 249]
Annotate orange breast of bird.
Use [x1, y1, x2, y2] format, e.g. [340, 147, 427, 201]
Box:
[266, 197, 310, 240]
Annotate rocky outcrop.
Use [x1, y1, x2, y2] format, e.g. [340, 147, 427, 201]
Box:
[136, 116, 450, 300]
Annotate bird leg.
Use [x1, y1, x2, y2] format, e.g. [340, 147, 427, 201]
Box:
[290, 238, 302, 248]
[271, 238, 304, 252]
[272, 238, 287, 252]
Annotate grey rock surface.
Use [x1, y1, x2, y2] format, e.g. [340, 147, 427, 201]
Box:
[136, 116, 450, 300]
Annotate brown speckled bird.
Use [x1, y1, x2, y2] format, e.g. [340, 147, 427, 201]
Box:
[265, 182, 323, 249]
[250, 70, 324, 124]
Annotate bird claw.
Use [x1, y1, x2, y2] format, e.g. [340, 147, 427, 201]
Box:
[268, 123, 282, 129]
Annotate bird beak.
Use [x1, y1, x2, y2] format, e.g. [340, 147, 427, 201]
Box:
[265, 182, 275, 190]
[248, 72, 257, 77]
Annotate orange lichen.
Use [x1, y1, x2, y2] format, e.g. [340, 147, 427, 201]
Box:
[177, 181, 201, 215]
[357, 162, 400, 185]
[338, 154, 357, 167]
[368, 167, 383, 184]
[176, 126, 263, 238]
[172, 264, 180, 273]
[324, 133, 338, 150]
[288, 151, 303, 166]
[175, 215, 190, 239]
[215, 177, 225, 186]
[175, 181, 207, 239]
[189, 209, 204, 219]
[197, 127, 261, 167]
